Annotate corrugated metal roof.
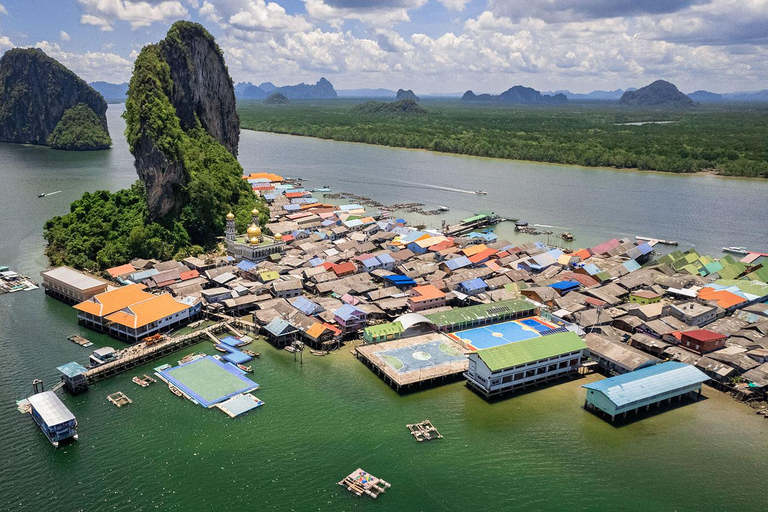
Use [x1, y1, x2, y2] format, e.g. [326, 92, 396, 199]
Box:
[27, 391, 75, 426]
[583, 361, 708, 407]
[476, 332, 587, 371]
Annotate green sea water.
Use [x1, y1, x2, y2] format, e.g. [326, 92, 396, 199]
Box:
[1, 106, 767, 511]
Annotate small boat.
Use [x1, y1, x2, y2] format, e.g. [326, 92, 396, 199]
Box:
[284, 345, 296, 353]
[723, 246, 749, 255]
[242, 349, 259, 357]
[169, 385, 183, 397]
[214, 344, 228, 353]
[237, 364, 253, 373]
[38, 193, 46, 198]
[437, 206, 449, 212]
[560, 232, 574, 241]
[474, 190, 487, 195]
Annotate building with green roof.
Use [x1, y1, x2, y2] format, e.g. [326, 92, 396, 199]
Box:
[363, 321, 404, 344]
[424, 299, 537, 331]
[465, 331, 587, 399]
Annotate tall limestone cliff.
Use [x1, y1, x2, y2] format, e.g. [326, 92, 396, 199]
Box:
[125, 21, 247, 226]
[0, 48, 110, 149]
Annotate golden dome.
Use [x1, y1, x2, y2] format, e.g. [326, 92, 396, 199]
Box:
[250, 236, 259, 245]
[226, 212, 235, 220]
[274, 232, 283, 240]
[246, 223, 261, 237]
[251, 208, 259, 216]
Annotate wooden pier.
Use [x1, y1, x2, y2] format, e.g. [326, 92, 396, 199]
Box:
[107, 391, 132, 407]
[84, 322, 230, 384]
[132, 374, 156, 387]
[407, 420, 442, 442]
[338, 468, 391, 499]
[67, 334, 93, 347]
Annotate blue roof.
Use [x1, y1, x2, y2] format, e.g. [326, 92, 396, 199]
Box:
[237, 260, 258, 272]
[291, 296, 321, 315]
[263, 193, 276, 200]
[399, 231, 426, 243]
[129, 268, 159, 282]
[264, 317, 296, 336]
[622, 260, 642, 273]
[636, 242, 653, 256]
[335, 303, 366, 321]
[223, 349, 252, 365]
[376, 253, 395, 265]
[583, 362, 708, 407]
[219, 336, 243, 347]
[460, 277, 487, 291]
[548, 280, 580, 292]
[383, 274, 417, 287]
[581, 263, 602, 276]
[308, 257, 325, 267]
[57, 362, 87, 378]
[445, 256, 471, 270]
[362, 259, 379, 269]
[283, 204, 300, 211]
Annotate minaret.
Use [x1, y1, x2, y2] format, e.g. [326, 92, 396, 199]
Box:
[251, 208, 259, 227]
[225, 212, 236, 242]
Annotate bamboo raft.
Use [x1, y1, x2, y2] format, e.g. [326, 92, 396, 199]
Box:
[107, 391, 132, 407]
[407, 420, 442, 442]
[338, 468, 391, 499]
[67, 334, 93, 347]
[132, 374, 156, 387]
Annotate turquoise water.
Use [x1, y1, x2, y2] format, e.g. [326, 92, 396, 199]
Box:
[1, 106, 768, 511]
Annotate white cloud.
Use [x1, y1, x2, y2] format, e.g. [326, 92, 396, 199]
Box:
[303, 0, 427, 27]
[227, 0, 312, 33]
[34, 40, 135, 83]
[0, 3, 8, 16]
[437, 0, 469, 10]
[78, 0, 189, 30]
[60, 31, 71, 42]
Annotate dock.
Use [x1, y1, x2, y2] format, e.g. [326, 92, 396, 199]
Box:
[636, 236, 678, 246]
[132, 374, 156, 387]
[107, 391, 132, 407]
[406, 420, 442, 442]
[443, 212, 501, 237]
[338, 468, 391, 499]
[83, 321, 231, 384]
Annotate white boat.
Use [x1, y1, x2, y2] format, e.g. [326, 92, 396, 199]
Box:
[437, 206, 449, 212]
[723, 246, 749, 255]
[474, 190, 487, 195]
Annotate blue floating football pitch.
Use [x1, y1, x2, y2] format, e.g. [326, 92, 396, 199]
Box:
[159, 356, 259, 408]
[456, 317, 555, 350]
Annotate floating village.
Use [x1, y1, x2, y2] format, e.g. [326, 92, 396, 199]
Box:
[14, 172, 768, 498]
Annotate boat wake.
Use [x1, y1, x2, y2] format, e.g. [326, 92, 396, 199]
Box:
[335, 177, 477, 195]
[534, 223, 570, 230]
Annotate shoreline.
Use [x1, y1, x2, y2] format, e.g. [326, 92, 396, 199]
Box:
[239, 126, 767, 183]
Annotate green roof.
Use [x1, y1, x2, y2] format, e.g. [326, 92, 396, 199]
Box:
[424, 299, 536, 328]
[364, 321, 403, 337]
[718, 262, 746, 280]
[476, 331, 587, 371]
[714, 279, 768, 297]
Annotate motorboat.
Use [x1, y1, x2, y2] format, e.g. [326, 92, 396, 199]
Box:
[474, 190, 487, 195]
[723, 246, 749, 255]
[437, 206, 449, 212]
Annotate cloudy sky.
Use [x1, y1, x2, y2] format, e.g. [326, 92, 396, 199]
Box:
[0, 0, 765, 93]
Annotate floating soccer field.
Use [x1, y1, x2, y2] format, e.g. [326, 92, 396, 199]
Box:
[159, 356, 259, 408]
[452, 316, 558, 351]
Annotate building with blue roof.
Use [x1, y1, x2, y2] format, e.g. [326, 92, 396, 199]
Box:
[583, 361, 709, 422]
[459, 277, 488, 295]
[237, 260, 258, 272]
[382, 274, 417, 289]
[548, 281, 581, 295]
[334, 304, 367, 335]
[442, 256, 471, 273]
[291, 296, 323, 315]
[375, 253, 395, 270]
[263, 317, 298, 348]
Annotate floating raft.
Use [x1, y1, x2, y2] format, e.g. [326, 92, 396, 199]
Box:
[407, 420, 443, 442]
[215, 393, 264, 418]
[338, 468, 391, 499]
[107, 391, 132, 407]
[132, 374, 156, 387]
[67, 334, 93, 347]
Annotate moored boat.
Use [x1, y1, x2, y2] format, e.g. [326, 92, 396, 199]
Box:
[723, 246, 749, 255]
[237, 364, 253, 373]
[437, 206, 449, 212]
[474, 190, 487, 195]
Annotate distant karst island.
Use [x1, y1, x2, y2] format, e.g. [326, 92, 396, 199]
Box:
[462, 85, 568, 105]
[0, 48, 111, 150]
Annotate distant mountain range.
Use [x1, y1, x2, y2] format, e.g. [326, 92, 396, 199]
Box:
[234, 77, 337, 100]
[462, 85, 568, 105]
[90, 81, 128, 102]
[619, 80, 693, 107]
[337, 88, 396, 98]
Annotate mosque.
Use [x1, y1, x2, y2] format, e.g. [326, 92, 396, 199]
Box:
[225, 208, 286, 262]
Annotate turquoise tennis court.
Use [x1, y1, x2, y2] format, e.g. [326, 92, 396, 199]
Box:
[453, 317, 557, 350]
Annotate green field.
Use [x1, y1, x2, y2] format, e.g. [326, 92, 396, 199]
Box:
[238, 99, 768, 178]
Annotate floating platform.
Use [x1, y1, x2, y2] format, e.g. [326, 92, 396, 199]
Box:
[132, 374, 156, 387]
[355, 332, 468, 391]
[338, 468, 391, 499]
[107, 391, 132, 407]
[636, 236, 678, 246]
[67, 335, 93, 348]
[407, 420, 442, 442]
[157, 356, 259, 408]
[215, 393, 264, 418]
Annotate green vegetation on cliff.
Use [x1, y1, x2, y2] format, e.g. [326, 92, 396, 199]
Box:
[44, 21, 264, 271]
[238, 100, 768, 178]
[48, 104, 112, 150]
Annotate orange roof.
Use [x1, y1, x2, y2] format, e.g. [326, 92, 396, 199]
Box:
[697, 288, 746, 309]
[179, 269, 199, 281]
[285, 191, 305, 198]
[468, 247, 497, 264]
[462, 244, 488, 257]
[106, 294, 189, 329]
[73, 284, 152, 318]
[106, 263, 135, 278]
[409, 284, 446, 303]
[244, 172, 283, 182]
[332, 262, 357, 276]
[572, 249, 591, 261]
[485, 260, 501, 272]
[306, 322, 330, 340]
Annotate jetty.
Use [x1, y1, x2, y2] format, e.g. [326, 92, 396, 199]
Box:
[338, 468, 391, 499]
[132, 374, 156, 387]
[636, 236, 678, 246]
[107, 391, 132, 407]
[67, 334, 93, 347]
[0, 267, 38, 294]
[83, 321, 231, 384]
[406, 420, 442, 442]
[443, 212, 502, 237]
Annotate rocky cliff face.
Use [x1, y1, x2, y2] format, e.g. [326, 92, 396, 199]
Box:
[396, 89, 418, 101]
[126, 21, 240, 219]
[461, 85, 567, 104]
[0, 48, 109, 147]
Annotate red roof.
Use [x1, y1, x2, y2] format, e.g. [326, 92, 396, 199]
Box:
[282, 235, 295, 242]
[428, 240, 455, 252]
[179, 269, 199, 281]
[331, 262, 356, 276]
[682, 329, 726, 342]
[285, 192, 305, 198]
[585, 297, 607, 307]
[468, 248, 497, 264]
[106, 263, 136, 278]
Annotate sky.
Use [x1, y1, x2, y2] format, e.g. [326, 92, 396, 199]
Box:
[0, 0, 766, 94]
